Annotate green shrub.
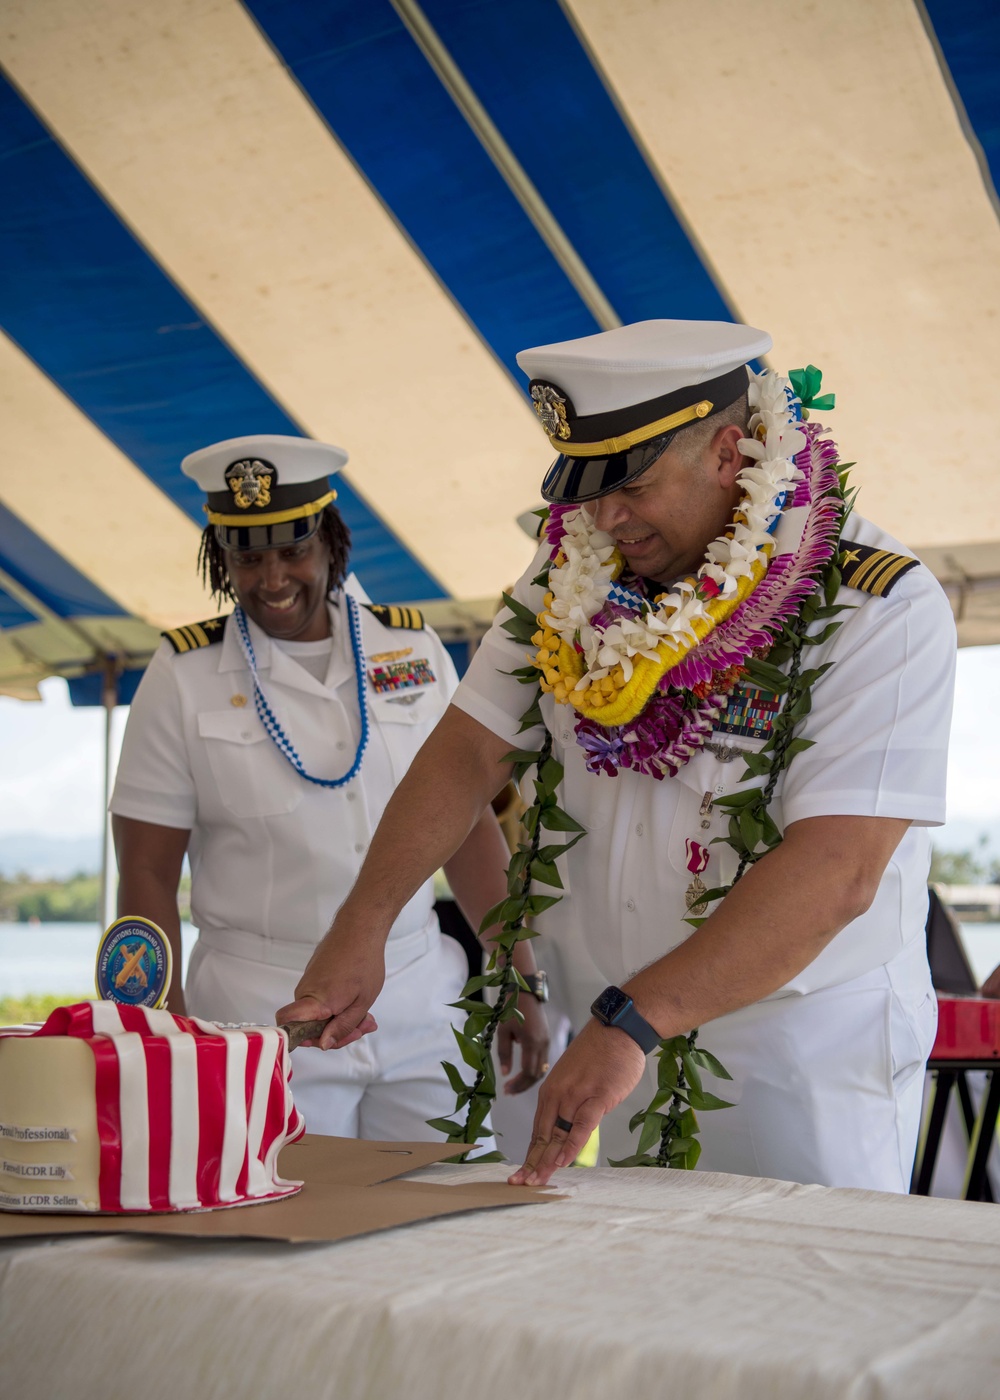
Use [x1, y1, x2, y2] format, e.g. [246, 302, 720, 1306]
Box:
[0, 992, 90, 1026]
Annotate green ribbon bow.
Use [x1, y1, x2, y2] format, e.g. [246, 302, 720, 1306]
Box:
[788, 364, 836, 413]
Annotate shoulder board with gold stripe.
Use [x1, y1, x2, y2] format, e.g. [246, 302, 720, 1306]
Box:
[838, 541, 920, 597]
[161, 616, 229, 654]
[363, 603, 426, 631]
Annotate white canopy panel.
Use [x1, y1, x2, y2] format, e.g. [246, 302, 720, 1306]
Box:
[0, 0, 997, 702]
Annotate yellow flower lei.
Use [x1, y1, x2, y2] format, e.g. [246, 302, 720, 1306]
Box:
[530, 367, 809, 730]
[533, 552, 770, 727]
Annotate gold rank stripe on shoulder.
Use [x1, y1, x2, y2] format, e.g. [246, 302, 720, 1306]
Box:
[839, 542, 920, 596]
[364, 603, 426, 631]
[161, 616, 229, 653]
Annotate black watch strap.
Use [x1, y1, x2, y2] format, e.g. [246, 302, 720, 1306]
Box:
[521, 970, 549, 1004]
[590, 985, 662, 1054]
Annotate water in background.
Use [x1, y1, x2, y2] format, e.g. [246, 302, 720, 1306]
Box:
[0, 921, 198, 998]
[3, 920, 1000, 998]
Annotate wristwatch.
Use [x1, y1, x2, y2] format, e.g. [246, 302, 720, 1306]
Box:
[521, 970, 549, 1004]
[590, 986, 661, 1054]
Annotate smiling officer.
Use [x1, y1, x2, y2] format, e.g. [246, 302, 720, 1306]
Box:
[277, 323, 957, 1190]
[110, 435, 547, 1139]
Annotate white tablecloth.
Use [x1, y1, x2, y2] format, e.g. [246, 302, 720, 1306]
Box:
[2, 1163, 999, 1400]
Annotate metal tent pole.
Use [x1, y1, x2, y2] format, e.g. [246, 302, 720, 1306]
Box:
[98, 659, 118, 933]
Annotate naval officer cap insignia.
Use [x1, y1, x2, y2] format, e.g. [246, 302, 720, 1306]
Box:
[516, 319, 772, 504]
[182, 435, 348, 550]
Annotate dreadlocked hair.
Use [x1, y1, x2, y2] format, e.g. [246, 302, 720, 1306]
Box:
[197, 503, 353, 607]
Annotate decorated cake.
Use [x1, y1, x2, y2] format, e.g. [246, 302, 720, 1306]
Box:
[0, 1002, 305, 1213]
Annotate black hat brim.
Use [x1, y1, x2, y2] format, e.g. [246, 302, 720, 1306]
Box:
[215, 513, 323, 551]
[540, 431, 681, 504]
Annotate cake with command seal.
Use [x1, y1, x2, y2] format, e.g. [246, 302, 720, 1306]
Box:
[0, 1002, 305, 1213]
[95, 915, 174, 1009]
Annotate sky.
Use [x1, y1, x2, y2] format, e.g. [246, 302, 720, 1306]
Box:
[0, 682, 128, 842]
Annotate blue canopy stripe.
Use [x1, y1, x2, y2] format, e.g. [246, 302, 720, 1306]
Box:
[0, 585, 38, 630]
[67, 671, 145, 708]
[922, 0, 1000, 212]
[0, 69, 446, 603]
[0, 503, 124, 620]
[243, 0, 736, 383]
[241, 0, 606, 379]
[416, 0, 737, 327]
[1, 0, 1000, 700]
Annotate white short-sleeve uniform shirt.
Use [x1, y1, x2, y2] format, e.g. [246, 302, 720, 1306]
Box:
[113, 595, 457, 958]
[453, 514, 958, 1188]
[110, 595, 471, 1141]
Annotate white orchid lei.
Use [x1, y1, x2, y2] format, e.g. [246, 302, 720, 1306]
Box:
[531, 367, 846, 778]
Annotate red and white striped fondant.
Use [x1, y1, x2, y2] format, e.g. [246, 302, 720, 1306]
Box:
[2, 1003, 305, 1212]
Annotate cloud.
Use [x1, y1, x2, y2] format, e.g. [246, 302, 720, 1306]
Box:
[0, 679, 127, 839]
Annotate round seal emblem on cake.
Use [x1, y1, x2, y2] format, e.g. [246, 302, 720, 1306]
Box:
[95, 917, 172, 1008]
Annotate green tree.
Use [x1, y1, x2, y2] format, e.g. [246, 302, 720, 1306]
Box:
[3, 873, 100, 922]
[930, 840, 993, 886]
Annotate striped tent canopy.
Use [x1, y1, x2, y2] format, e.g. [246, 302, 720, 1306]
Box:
[2, 0, 999, 702]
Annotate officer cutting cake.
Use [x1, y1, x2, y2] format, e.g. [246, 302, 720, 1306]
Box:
[278, 320, 957, 1191]
[111, 435, 548, 1139]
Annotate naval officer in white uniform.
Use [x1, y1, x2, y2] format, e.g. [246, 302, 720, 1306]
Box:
[111, 435, 548, 1140]
[276, 323, 956, 1191]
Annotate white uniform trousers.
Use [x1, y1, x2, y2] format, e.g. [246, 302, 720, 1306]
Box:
[598, 937, 938, 1191]
[185, 923, 477, 1142]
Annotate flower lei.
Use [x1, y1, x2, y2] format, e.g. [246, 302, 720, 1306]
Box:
[431, 365, 851, 1168]
[534, 367, 842, 778]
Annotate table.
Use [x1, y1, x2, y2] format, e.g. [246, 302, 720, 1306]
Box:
[3, 1163, 1000, 1400]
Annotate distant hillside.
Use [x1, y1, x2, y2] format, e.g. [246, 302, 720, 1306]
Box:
[0, 868, 191, 923]
[0, 833, 101, 880]
[0, 873, 100, 922]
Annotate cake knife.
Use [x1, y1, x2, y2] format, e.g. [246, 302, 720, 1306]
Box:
[279, 1018, 335, 1051]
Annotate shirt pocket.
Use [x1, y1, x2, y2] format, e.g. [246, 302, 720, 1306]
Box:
[368, 688, 447, 784]
[197, 710, 304, 818]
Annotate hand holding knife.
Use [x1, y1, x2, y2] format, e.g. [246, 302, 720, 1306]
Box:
[278, 1011, 379, 1051]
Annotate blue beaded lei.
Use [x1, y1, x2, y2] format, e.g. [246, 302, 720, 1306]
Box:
[233, 593, 370, 788]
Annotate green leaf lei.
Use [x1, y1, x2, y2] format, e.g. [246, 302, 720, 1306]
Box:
[432, 462, 854, 1169]
[429, 588, 584, 1161]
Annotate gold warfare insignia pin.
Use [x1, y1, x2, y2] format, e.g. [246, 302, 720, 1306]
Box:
[225, 457, 274, 510]
[531, 383, 572, 440]
[370, 648, 414, 664]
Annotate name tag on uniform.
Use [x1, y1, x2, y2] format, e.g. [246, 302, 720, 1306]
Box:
[715, 684, 780, 740]
[367, 658, 436, 695]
